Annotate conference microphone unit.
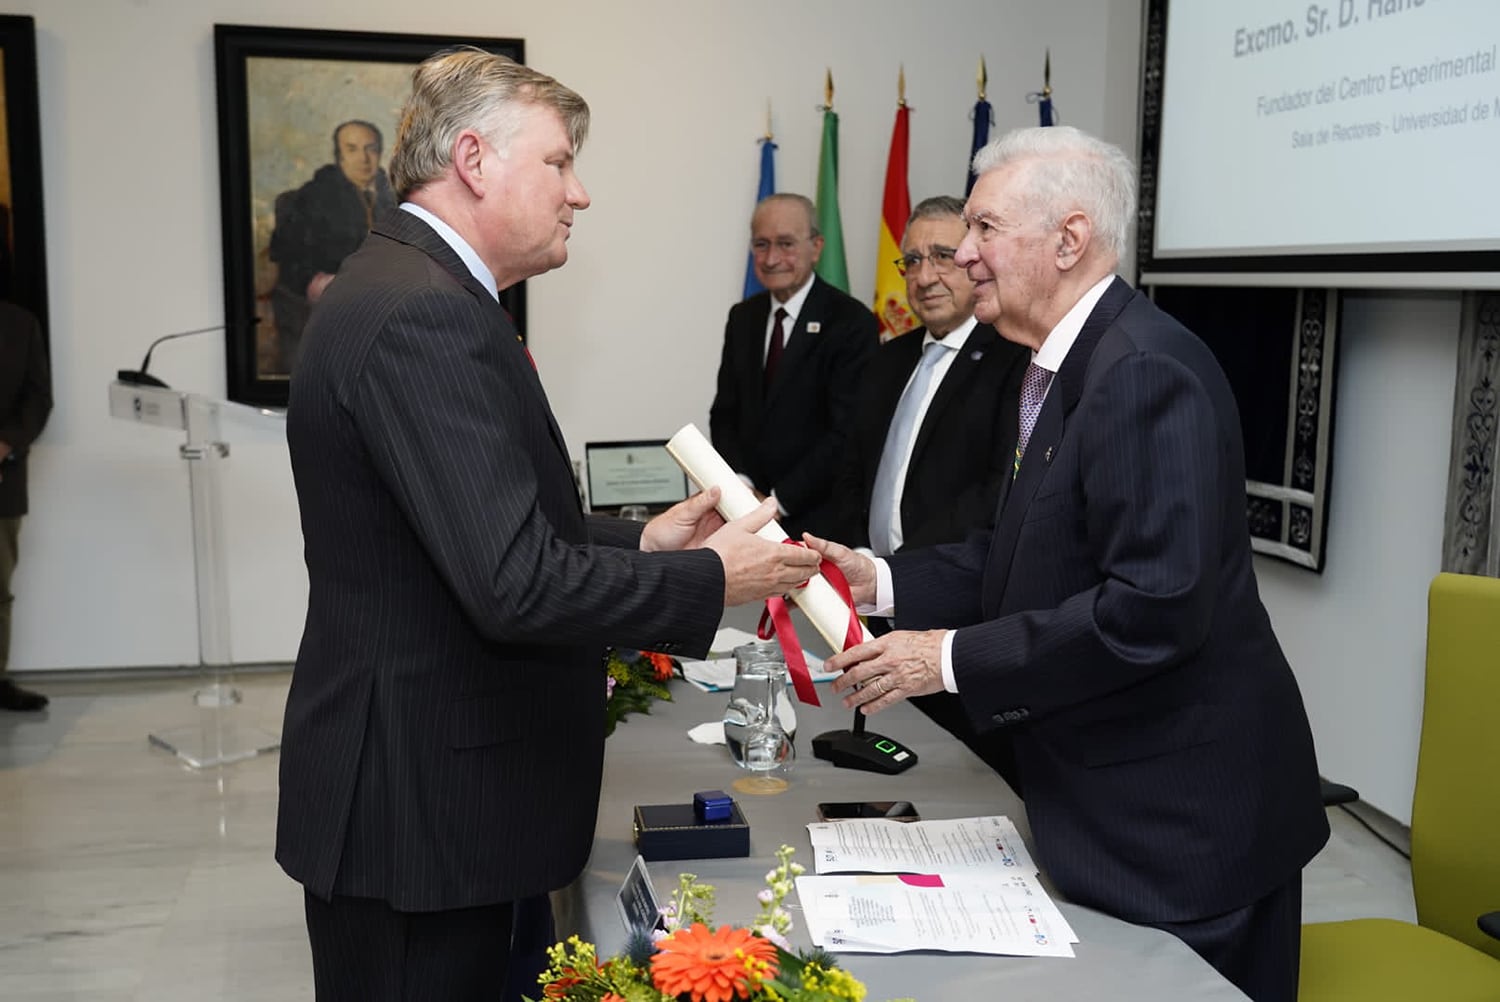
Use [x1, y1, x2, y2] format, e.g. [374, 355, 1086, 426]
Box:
[116, 323, 228, 389]
[811, 702, 918, 775]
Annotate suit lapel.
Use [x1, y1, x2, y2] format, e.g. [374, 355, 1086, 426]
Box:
[374, 210, 576, 482]
[765, 278, 827, 409]
[982, 278, 1137, 614]
[907, 324, 996, 465]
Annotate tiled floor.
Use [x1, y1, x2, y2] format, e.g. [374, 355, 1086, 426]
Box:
[0, 672, 1416, 1001]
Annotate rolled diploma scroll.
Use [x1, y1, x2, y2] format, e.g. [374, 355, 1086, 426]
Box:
[665, 424, 873, 651]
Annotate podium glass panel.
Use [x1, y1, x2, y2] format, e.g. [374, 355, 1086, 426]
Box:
[110, 381, 281, 768]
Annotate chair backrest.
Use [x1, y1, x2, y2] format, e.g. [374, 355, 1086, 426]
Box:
[1411, 572, 1500, 960]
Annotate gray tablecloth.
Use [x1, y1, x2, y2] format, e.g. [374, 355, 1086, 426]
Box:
[558, 619, 1248, 1001]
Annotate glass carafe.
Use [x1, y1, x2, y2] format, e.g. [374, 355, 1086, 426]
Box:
[733, 639, 797, 739]
[722, 659, 794, 792]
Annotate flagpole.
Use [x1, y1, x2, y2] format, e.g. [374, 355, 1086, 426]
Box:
[1039, 49, 1055, 126]
[966, 56, 992, 195]
[743, 100, 778, 299]
[874, 67, 914, 339]
[814, 69, 849, 292]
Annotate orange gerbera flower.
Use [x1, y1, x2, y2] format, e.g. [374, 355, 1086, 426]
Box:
[601, 994, 627, 1002]
[650, 923, 778, 1002]
[646, 651, 675, 681]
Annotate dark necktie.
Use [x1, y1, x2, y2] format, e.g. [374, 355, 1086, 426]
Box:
[764, 307, 788, 392]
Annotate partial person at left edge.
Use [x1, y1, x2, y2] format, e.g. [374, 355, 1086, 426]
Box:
[278, 48, 821, 1002]
[0, 300, 52, 712]
[268, 119, 397, 374]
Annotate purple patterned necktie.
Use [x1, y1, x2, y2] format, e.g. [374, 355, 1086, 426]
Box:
[1014, 361, 1053, 477]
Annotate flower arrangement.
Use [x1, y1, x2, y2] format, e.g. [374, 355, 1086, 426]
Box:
[604, 648, 678, 737]
[533, 845, 903, 1002]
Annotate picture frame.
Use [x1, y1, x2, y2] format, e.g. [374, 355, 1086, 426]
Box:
[0, 14, 49, 340]
[214, 24, 526, 407]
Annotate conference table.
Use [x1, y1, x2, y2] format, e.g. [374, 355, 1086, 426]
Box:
[556, 615, 1249, 1001]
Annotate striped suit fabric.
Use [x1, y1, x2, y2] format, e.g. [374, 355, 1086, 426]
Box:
[889, 278, 1328, 1001]
[277, 209, 724, 996]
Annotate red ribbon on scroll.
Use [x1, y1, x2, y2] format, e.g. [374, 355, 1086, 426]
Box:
[756, 541, 864, 707]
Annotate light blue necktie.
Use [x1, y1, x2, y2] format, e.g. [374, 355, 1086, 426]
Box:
[868, 340, 948, 555]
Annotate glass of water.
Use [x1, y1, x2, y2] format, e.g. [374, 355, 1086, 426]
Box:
[722, 659, 793, 794]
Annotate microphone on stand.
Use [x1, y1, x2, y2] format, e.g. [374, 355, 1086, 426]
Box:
[117, 324, 226, 389]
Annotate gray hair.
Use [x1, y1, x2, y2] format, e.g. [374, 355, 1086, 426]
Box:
[907, 195, 966, 228]
[753, 192, 821, 239]
[388, 48, 590, 199]
[970, 126, 1136, 262]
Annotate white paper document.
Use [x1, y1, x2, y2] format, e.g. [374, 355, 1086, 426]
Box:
[807, 815, 1037, 876]
[795, 872, 1076, 956]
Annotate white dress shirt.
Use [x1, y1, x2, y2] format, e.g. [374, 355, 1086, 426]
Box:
[400, 202, 498, 302]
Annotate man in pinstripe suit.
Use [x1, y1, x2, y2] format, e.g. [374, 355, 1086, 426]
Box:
[813, 127, 1329, 1002]
[278, 50, 819, 1002]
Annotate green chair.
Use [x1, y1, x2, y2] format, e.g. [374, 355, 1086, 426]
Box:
[1299, 572, 1500, 1001]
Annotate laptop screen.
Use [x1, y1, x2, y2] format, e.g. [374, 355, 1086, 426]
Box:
[584, 440, 690, 514]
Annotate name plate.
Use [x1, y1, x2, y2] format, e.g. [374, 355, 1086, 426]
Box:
[616, 854, 664, 938]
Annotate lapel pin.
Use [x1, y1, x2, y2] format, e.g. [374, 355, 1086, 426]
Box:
[806, 321, 822, 333]
[1044, 446, 1054, 462]
[970, 349, 984, 361]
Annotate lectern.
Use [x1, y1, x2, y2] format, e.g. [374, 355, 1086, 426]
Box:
[108, 380, 282, 768]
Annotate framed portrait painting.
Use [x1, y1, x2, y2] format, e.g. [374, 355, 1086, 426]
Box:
[0, 14, 49, 339]
[214, 24, 525, 407]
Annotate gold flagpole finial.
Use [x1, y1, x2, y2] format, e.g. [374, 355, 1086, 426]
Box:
[765, 98, 773, 141]
[898, 65, 906, 107]
[824, 68, 834, 108]
[1043, 49, 1052, 98]
[977, 55, 988, 101]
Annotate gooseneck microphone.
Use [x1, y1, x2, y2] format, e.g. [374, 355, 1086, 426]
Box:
[117, 324, 227, 389]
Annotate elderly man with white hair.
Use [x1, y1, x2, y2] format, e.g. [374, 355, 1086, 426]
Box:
[810, 125, 1328, 1002]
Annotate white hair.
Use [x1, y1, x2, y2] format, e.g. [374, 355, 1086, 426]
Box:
[970, 126, 1137, 262]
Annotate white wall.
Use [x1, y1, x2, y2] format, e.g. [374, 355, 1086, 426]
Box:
[8, 0, 1455, 825]
[1257, 292, 1460, 824]
[9, 0, 1129, 671]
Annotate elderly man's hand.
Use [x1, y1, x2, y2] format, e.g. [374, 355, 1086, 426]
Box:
[706, 498, 821, 606]
[826, 630, 948, 715]
[799, 532, 877, 607]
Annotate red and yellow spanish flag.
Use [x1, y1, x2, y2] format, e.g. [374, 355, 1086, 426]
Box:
[872, 77, 916, 341]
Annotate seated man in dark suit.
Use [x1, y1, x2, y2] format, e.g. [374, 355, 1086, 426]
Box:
[815, 126, 1328, 1002]
[837, 194, 1027, 788]
[709, 193, 878, 539]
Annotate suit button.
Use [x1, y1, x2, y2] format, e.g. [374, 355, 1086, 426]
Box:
[993, 707, 1031, 725]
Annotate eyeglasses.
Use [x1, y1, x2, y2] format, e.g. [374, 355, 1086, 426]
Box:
[895, 247, 958, 276]
[751, 237, 811, 256]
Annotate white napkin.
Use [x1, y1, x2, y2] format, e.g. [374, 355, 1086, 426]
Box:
[688, 721, 726, 744]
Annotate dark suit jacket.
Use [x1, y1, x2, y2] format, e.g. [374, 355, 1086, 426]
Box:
[890, 278, 1329, 925]
[709, 276, 878, 538]
[0, 302, 51, 518]
[837, 321, 1028, 551]
[277, 209, 725, 912]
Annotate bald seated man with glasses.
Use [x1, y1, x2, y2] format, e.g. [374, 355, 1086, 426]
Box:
[709, 193, 879, 540]
[834, 195, 1029, 789]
